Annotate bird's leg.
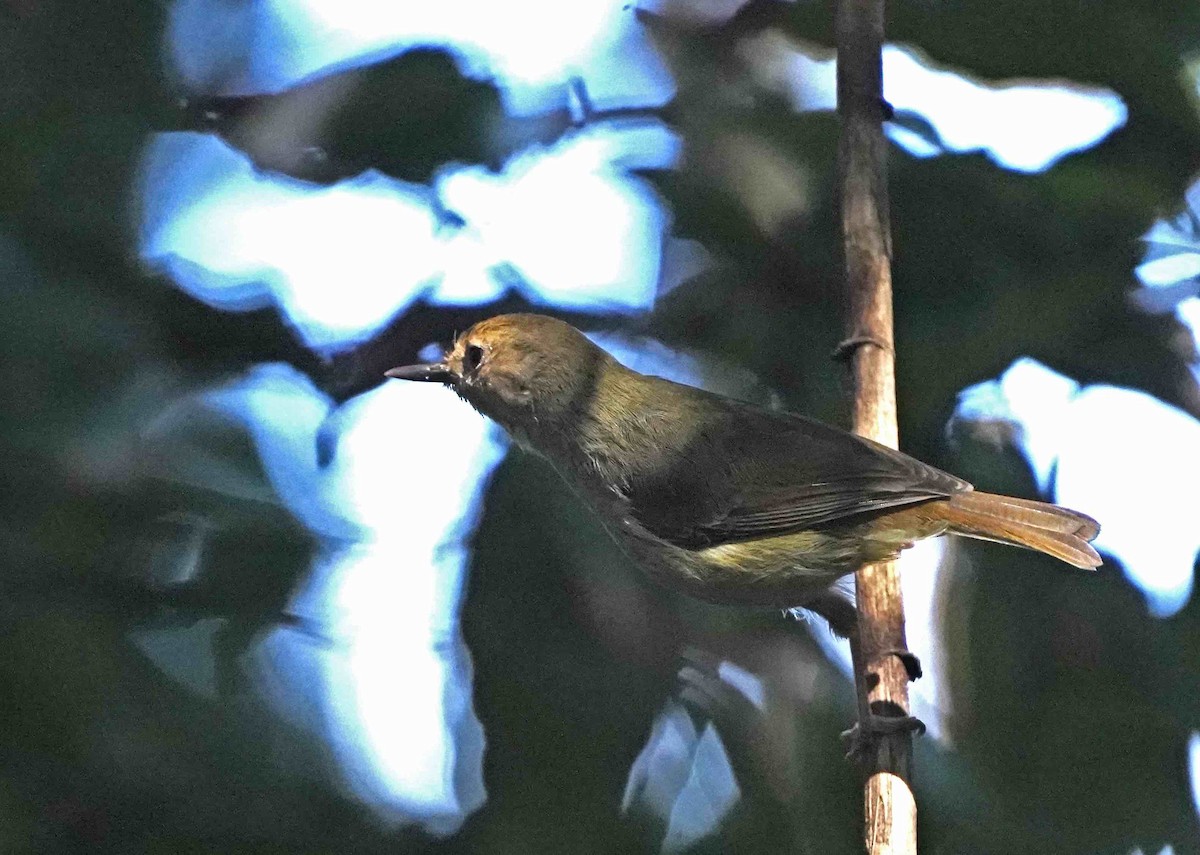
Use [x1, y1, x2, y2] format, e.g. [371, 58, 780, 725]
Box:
[842, 630, 926, 764]
[801, 590, 925, 763]
[799, 589, 858, 638]
[801, 590, 924, 680]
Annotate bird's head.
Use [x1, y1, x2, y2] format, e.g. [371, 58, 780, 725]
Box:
[386, 314, 608, 433]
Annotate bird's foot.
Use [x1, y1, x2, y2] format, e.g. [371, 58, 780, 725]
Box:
[841, 713, 926, 764]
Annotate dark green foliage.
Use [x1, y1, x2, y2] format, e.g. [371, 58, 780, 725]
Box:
[1, 0, 1199, 851]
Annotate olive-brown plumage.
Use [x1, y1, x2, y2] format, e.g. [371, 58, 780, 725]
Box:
[387, 314, 1100, 631]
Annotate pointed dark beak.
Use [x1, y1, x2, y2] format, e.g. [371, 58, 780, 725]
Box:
[385, 363, 456, 383]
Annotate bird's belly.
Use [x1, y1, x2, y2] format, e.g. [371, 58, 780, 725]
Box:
[621, 525, 867, 609]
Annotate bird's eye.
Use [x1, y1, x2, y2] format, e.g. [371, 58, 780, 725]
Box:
[464, 344, 484, 373]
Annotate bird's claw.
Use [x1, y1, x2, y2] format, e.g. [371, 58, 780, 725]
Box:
[841, 713, 926, 763]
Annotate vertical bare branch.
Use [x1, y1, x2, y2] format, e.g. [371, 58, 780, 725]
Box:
[835, 0, 918, 852]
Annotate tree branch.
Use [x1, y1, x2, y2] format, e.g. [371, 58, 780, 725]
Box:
[835, 0, 918, 852]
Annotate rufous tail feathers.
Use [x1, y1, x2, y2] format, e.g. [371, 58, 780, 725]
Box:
[938, 491, 1102, 569]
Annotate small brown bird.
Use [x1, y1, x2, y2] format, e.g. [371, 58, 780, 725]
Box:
[387, 314, 1100, 637]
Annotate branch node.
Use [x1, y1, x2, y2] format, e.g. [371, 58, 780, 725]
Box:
[831, 335, 892, 361]
[870, 648, 923, 682]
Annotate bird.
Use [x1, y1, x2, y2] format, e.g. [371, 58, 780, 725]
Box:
[385, 313, 1100, 640]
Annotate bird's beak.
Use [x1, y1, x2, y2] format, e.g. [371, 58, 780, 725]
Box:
[385, 362, 456, 384]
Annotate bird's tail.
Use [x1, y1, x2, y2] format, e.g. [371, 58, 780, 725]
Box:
[938, 491, 1102, 569]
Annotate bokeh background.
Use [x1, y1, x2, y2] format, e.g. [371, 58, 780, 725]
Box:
[3, 0, 1200, 852]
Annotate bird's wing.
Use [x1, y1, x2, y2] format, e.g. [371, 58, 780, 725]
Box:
[625, 397, 971, 550]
